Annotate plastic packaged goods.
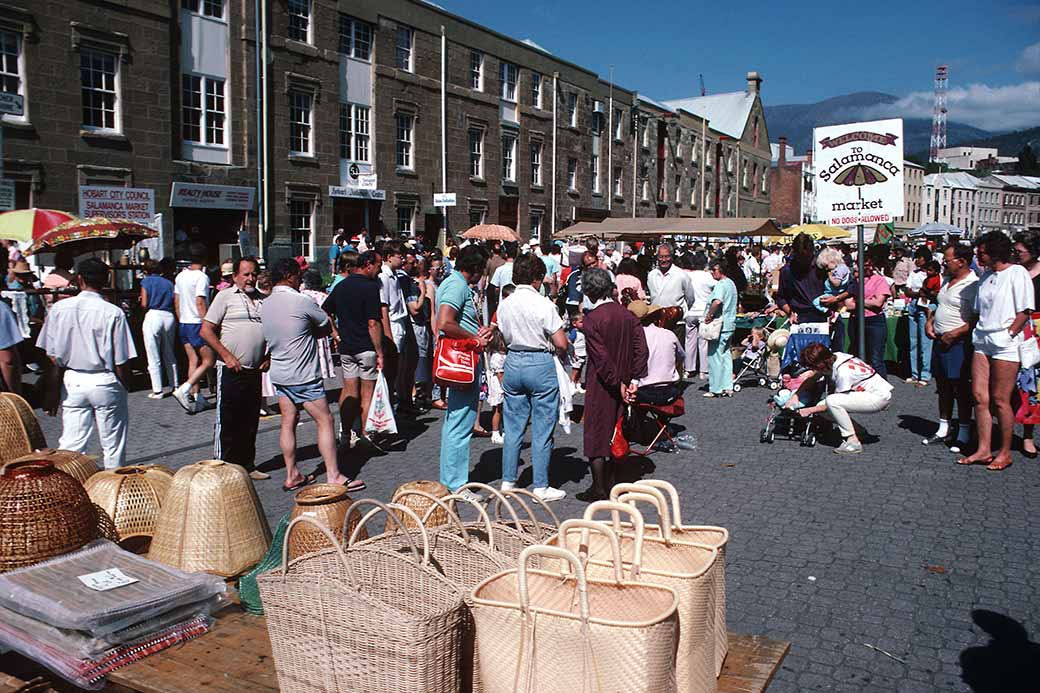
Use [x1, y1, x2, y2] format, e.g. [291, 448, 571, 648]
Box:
[0, 540, 227, 636]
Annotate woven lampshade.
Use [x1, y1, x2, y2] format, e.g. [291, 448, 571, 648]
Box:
[149, 460, 272, 577]
[387, 480, 450, 530]
[287, 484, 367, 560]
[85, 465, 175, 551]
[0, 393, 48, 465]
[10, 449, 99, 486]
[0, 459, 111, 573]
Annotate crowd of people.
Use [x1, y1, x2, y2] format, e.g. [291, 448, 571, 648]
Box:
[0, 225, 1037, 508]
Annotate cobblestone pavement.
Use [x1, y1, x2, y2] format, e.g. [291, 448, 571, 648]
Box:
[32, 377, 1040, 691]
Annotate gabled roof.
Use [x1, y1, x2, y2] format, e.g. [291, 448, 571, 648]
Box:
[924, 172, 982, 190]
[661, 91, 756, 139]
[637, 95, 675, 114]
[987, 174, 1040, 190]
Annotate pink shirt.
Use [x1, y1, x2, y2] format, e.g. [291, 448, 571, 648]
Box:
[862, 273, 891, 318]
[639, 324, 683, 386]
[615, 274, 646, 301]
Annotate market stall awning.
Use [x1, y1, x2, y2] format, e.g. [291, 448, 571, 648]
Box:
[908, 222, 962, 237]
[554, 217, 781, 240]
[781, 223, 851, 240]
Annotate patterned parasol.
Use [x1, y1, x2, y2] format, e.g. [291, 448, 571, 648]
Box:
[460, 224, 520, 242]
[26, 217, 158, 255]
[0, 209, 77, 244]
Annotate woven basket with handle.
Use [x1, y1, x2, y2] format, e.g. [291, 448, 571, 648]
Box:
[287, 483, 366, 560]
[84, 465, 174, 552]
[487, 486, 562, 542]
[148, 460, 271, 577]
[450, 483, 540, 561]
[0, 459, 112, 573]
[470, 533, 680, 693]
[613, 480, 730, 677]
[258, 503, 466, 693]
[0, 393, 47, 464]
[546, 501, 718, 693]
[387, 479, 450, 530]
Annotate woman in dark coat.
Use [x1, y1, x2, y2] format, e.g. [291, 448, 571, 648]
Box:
[578, 268, 649, 502]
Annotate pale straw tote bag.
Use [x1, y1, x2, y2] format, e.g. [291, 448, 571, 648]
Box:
[257, 503, 465, 693]
[470, 528, 680, 693]
[612, 480, 731, 677]
[487, 486, 562, 542]
[546, 502, 719, 693]
[449, 482, 544, 560]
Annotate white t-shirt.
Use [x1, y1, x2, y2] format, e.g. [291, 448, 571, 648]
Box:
[933, 271, 978, 335]
[491, 261, 515, 289]
[687, 270, 717, 315]
[379, 265, 407, 323]
[830, 353, 893, 397]
[761, 252, 783, 275]
[174, 268, 210, 324]
[973, 265, 1035, 332]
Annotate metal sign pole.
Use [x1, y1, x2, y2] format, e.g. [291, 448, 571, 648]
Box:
[856, 223, 865, 357]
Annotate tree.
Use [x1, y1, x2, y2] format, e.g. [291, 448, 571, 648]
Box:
[1017, 145, 1039, 175]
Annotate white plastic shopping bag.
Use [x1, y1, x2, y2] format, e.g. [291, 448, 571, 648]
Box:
[364, 371, 398, 435]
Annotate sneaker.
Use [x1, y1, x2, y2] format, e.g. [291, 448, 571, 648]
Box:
[171, 385, 194, 413]
[454, 488, 485, 504]
[922, 434, 948, 446]
[500, 480, 516, 492]
[949, 439, 969, 454]
[147, 392, 165, 400]
[532, 486, 566, 502]
[833, 440, 863, 455]
[490, 431, 504, 445]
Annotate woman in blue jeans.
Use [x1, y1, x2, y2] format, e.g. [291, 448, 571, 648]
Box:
[496, 253, 570, 502]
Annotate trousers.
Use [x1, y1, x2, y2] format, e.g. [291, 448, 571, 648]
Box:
[439, 379, 479, 491]
[907, 308, 932, 381]
[823, 391, 891, 438]
[142, 309, 177, 394]
[707, 330, 734, 394]
[214, 365, 262, 472]
[58, 369, 128, 469]
[502, 352, 559, 489]
[684, 316, 710, 376]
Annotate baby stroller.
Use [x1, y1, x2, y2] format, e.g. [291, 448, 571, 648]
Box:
[759, 330, 832, 446]
[732, 315, 785, 393]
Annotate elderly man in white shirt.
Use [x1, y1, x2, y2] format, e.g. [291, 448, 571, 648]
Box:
[647, 243, 695, 343]
[37, 259, 136, 468]
[496, 253, 570, 502]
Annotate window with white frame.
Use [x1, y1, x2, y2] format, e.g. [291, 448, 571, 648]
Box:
[469, 128, 484, 178]
[614, 108, 623, 140]
[531, 72, 542, 108]
[397, 204, 415, 235]
[591, 153, 600, 193]
[289, 199, 314, 258]
[566, 93, 577, 127]
[1, 30, 25, 122]
[761, 166, 767, 193]
[181, 74, 226, 145]
[80, 48, 119, 131]
[530, 210, 543, 239]
[182, 0, 225, 18]
[530, 141, 542, 186]
[675, 174, 681, 203]
[289, 89, 313, 155]
[501, 133, 517, 182]
[287, 0, 312, 43]
[338, 103, 370, 161]
[500, 62, 517, 102]
[641, 177, 649, 200]
[690, 184, 697, 208]
[704, 181, 712, 209]
[338, 15, 372, 60]
[742, 161, 749, 188]
[395, 26, 413, 72]
[339, 104, 349, 159]
[691, 139, 698, 163]
[470, 51, 483, 91]
[567, 158, 577, 191]
[395, 113, 414, 169]
[613, 167, 622, 196]
[641, 118, 650, 147]
[469, 206, 486, 226]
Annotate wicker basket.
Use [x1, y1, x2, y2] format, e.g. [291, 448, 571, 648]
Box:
[387, 480, 450, 530]
[149, 460, 272, 577]
[443, 483, 539, 562]
[0, 393, 47, 464]
[258, 510, 466, 693]
[0, 459, 111, 573]
[84, 465, 175, 551]
[9, 449, 99, 486]
[287, 483, 366, 560]
[485, 486, 561, 541]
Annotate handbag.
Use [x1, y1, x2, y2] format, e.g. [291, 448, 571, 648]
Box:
[610, 415, 629, 459]
[434, 338, 483, 389]
[1019, 333, 1040, 370]
[699, 318, 722, 341]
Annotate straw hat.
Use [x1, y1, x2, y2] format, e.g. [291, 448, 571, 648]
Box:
[220, 261, 234, 276]
[627, 301, 664, 323]
[10, 261, 36, 279]
[767, 328, 790, 353]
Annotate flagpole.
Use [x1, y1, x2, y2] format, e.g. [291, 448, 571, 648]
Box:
[856, 223, 865, 357]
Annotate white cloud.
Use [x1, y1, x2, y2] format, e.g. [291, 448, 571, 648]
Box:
[858, 81, 1040, 132]
[1018, 42, 1040, 76]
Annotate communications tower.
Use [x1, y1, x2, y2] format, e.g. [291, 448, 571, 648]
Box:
[929, 65, 948, 163]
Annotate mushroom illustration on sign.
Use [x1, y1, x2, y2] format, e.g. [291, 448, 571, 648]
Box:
[833, 164, 888, 187]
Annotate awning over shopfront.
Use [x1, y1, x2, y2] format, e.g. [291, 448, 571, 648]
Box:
[554, 217, 781, 240]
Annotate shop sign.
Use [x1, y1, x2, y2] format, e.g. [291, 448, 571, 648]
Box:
[79, 186, 155, 222]
[433, 192, 457, 207]
[813, 118, 903, 227]
[0, 93, 23, 116]
[169, 183, 255, 210]
[328, 186, 386, 201]
[0, 180, 14, 210]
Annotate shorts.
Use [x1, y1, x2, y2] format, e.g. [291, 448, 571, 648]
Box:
[972, 328, 1020, 363]
[273, 379, 326, 405]
[178, 323, 204, 348]
[341, 351, 378, 381]
[931, 339, 971, 380]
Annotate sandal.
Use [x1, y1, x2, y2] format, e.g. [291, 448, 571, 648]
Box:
[282, 472, 317, 492]
[985, 458, 1012, 472]
[956, 456, 992, 466]
[702, 392, 718, 398]
[345, 478, 367, 491]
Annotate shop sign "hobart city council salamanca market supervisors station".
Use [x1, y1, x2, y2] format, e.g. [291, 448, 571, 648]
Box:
[813, 118, 904, 227]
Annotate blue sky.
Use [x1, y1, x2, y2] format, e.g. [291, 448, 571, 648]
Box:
[433, 0, 1040, 130]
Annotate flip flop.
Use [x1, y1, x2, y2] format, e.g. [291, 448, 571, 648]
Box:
[345, 478, 366, 491]
[985, 459, 1012, 471]
[282, 472, 317, 492]
[956, 456, 992, 466]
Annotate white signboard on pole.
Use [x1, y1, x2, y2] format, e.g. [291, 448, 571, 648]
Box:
[433, 192, 457, 207]
[813, 118, 904, 227]
[79, 186, 155, 222]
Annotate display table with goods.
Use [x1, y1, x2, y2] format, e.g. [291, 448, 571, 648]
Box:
[837, 311, 909, 374]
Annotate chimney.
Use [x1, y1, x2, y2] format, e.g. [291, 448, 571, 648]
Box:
[778, 136, 787, 166]
[746, 71, 762, 94]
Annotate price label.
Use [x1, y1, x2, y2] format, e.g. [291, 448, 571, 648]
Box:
[78, 568, 139, 591]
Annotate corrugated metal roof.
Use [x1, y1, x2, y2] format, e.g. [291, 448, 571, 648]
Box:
[661, 91, 755, 139]
[637, 95, 675, 113]
[988, 174, 1040, 189]
[924, 172, 982, 190]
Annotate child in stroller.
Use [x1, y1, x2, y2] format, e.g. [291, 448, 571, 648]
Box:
[733, 317, 784, 392]
[760, 362, 829, 446]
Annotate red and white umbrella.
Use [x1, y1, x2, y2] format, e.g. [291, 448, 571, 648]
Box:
[0, 208, 78, 245]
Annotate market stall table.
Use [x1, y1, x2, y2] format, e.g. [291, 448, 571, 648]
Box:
[838, 313, 909, 375]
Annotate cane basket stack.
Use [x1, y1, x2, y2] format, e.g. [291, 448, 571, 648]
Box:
[22, 449, 100, 485]
[387, 480, 450, 530]
[84, 465, 175, 551]
[0, 393, 47, 464]
[287, 483, 365, 560]
[0, 459, 114, 573]
[149, 460, 271, 577]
